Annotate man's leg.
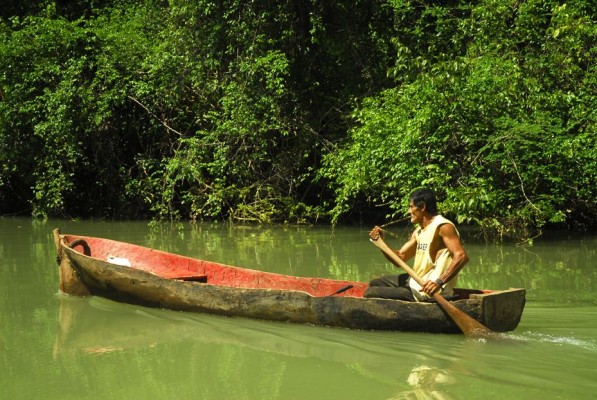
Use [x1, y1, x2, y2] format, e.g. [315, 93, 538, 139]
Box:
[364, 286, 415, 301]
[364, 274, 415, 300]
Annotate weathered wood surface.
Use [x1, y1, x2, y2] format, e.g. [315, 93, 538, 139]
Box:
[53, 230, 526, 333]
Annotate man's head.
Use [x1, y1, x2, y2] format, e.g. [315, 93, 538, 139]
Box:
[409, 188, 438, 215]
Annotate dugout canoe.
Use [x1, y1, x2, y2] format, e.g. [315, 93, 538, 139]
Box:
[53, 229, 526, 333]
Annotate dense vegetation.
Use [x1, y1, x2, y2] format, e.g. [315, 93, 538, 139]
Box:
[1, 0, 595, 241]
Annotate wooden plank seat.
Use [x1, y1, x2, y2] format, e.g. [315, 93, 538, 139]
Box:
[163, 273, 208, 282]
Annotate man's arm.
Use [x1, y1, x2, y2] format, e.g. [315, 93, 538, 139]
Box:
[421, 223, 469, 295]
[395, 232, 417, 262]
[370, 226, 417, 264]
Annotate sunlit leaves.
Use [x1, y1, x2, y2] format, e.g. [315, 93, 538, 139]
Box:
[0, 0, 594, 237]
[323, 0, 596, 240]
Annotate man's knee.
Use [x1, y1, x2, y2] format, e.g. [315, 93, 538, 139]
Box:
[369, 275, 401, 288]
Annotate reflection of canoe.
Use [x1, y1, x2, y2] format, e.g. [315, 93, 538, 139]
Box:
[53, 229, 526, 333]
[52, 295, 393, 365]
[51, 297, 449, 395]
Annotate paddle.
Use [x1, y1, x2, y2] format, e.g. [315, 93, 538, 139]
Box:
[327, 284, 354, 296]
[369, 236, 495, 338]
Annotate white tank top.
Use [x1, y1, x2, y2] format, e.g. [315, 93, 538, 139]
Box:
[408, 215, 459, 301]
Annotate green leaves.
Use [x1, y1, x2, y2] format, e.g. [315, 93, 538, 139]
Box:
[0, 0, 594, 238]
[322, 0, 596, 240]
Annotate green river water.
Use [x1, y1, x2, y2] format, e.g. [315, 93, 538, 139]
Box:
[1, 218, 595, 399]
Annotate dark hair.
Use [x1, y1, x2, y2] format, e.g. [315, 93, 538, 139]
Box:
[409, 188, 438, 215]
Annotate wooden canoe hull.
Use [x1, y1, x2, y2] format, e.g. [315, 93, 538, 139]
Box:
[53, 229, 526, 333]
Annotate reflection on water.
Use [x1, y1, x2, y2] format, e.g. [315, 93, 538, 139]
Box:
[1, 218, 597, 399]
[50, 295, 597, 400]
[53, 295, 465, 400]
[388, 365, 455, 400]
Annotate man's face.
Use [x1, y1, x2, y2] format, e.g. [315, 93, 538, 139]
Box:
[408, 201, 425, 225]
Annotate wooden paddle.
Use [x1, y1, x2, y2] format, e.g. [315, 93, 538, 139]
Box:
[327, 284, 354, 296]
[370, 236, 495, 338]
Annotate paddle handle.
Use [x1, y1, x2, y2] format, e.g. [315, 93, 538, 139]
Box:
[369, 238, 426, 287]
[327, 284, 354, 296]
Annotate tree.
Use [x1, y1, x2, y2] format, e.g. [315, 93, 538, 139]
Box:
[322, 0, 596, 240]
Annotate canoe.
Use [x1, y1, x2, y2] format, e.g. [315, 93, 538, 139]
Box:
[53, 229, 526, 333]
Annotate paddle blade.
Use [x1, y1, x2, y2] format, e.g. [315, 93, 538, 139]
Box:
[432, 294, 495, 338]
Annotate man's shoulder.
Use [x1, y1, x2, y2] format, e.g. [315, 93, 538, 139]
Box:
[431, 215, 454, 233]
[434, 215, 455, 226]
[435, 216, 460, 238]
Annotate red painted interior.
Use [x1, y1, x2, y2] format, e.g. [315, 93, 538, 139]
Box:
[64, 235, 369, 298]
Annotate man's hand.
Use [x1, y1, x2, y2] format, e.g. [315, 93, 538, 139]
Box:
[421, 280, 442, 296]
[369, 226, 384, 241]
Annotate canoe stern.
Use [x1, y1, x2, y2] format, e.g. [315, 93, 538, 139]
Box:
[473, 288, 526, 332]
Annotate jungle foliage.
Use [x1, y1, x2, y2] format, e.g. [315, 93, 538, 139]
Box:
[0, 0, 595, 241]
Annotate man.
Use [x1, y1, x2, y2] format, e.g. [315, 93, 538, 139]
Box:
[365, 188, 468, 301]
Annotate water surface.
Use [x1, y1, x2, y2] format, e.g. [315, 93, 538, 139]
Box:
[1, 218, 595, 399]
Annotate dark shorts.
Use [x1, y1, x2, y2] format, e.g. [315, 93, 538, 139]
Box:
[364, 273, 415, 301]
